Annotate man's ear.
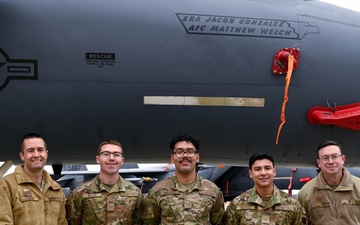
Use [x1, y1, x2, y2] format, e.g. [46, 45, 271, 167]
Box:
[196, 153, 200, 163]
[273, 167, 276, 177]
[19, 152, 24, 161]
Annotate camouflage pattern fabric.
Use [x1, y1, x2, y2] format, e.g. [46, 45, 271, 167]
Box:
[142, 175, 225, 225]
[66, 175, 143, 225]
[224, 185, 307, 225]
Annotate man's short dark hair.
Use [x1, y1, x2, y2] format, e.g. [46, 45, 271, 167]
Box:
[169, 133, 200, 151]
[21, 133, 47, 153]
[97, 139, 124, 155]
[317, 140, 342, 159]
[249, 152, 275, 169]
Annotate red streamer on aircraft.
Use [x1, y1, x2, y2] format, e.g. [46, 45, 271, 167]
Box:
[276, 55, 294, 145]
[287, 168, 296, 196]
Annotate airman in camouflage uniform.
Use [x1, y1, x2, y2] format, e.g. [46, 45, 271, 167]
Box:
[142, 174, 224, 224]
[66, 140, 143, 225]
[225, 185, 307, 225]
[142, 133, 225, 224]
[223, 152, 307, 225]
[66, 174, 143, 225]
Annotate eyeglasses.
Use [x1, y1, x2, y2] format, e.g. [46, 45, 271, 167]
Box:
[173, 148, 197, 158]
[98, 151, 123, 158]
[319, 154, 343, 162]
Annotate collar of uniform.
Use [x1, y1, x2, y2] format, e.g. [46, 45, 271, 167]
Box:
[170, 174, 203, 192]
[14, 165, 61, 191]
[93, 174, 126, 192]
[248, 185, 282, 208]
[316, 167, 353, 191]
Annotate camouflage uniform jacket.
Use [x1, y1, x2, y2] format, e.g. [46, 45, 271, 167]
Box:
[142, 174, 225, 225]
[298, 167, 360, 225]
[224, 185, 307, 225]
[0, 165, 67, 225]
[66, 174, 143, 225]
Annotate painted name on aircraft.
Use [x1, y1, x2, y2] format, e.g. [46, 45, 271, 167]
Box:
[85, 52, 115, 68]
[177, 14, 319, 39]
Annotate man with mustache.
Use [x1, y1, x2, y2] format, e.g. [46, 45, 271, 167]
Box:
[224, 152, 307, 225]
[142, 133, 225, 224]
[66, 139, 143, 225]
[298, 140, 360, 225]
[0, 133, 67, 225]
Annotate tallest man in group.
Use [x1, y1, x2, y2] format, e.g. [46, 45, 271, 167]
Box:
[142, 133, 225, 224]
[0, 133, 67, 225]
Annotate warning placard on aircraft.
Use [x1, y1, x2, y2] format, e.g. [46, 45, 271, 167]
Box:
[85, 52, 116, 68]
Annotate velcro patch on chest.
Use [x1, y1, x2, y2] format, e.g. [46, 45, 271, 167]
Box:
[49, 196, 63, 201]
[20, 196, 39, 202]
[236, 205, 256, 210]
[342, 200, 360, 205]
[121, 191, 139, 197]
[275, 205, 294, 211]
[83, 193, 102, 198]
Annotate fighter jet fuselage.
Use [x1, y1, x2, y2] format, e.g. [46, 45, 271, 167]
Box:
[1, 0, 360, 167]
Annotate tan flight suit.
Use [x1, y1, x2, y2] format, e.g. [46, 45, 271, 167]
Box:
[298, 167, 360, 224]
[0, 165, 67, 225]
